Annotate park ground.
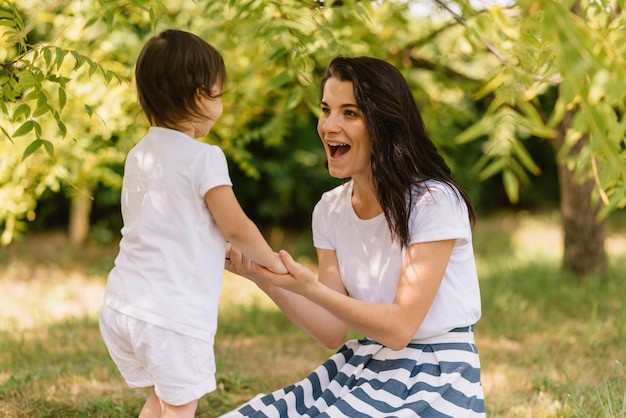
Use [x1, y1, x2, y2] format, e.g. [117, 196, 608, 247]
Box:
[1, 210, 625, 417]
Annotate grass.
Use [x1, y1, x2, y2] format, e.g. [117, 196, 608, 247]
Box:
[0, 210, 625, 417]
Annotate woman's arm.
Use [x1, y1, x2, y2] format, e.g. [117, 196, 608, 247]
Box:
[225, 245, 349, 348]
[205, 185, 287, 274]
[277, 239, 455, 350]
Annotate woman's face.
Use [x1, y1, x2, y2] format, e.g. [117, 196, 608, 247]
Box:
[317, 77, 372, 181]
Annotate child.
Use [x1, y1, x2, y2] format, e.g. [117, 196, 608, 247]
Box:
[99, 29, 287, 418]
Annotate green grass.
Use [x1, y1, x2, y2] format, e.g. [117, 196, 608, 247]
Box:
[0, 210, 625, 417]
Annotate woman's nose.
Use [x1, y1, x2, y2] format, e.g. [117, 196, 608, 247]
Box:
[321, 113, 340, 133]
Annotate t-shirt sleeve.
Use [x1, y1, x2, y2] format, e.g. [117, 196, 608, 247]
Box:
[409, 183, 471, 245]
[312, 197, 335, 250]
[196, 145, 232, 197]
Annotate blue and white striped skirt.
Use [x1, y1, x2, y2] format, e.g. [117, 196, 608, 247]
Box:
[220, 326, 485, 417]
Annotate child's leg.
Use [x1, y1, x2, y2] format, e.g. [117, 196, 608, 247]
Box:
[139, 387, 198, 418]
[161, 398, 198, 418]
[139, 387, 161, 418]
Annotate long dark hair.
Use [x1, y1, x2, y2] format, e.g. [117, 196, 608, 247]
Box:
[321, 56, 475, 247]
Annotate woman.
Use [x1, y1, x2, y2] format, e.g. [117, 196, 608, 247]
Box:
[222, 56, 485, 417]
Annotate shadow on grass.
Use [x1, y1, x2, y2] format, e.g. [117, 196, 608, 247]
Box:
[0, 308, 333, 417]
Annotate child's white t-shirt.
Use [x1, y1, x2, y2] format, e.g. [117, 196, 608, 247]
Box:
[312, 179, 482, 339]
[104, 127, 232, 343]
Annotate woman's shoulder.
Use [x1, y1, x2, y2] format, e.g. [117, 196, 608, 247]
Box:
[321, 181, 351, 199]
[412, 179, 463, 201]
[315, 181, 352, 213]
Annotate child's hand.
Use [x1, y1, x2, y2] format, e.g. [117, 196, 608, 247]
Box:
[269, 253, 289, 275]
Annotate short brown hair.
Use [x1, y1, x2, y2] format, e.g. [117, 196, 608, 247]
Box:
[135, 29, 226, 129]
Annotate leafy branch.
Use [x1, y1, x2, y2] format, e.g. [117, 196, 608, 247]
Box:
[0, 1, 123, 161]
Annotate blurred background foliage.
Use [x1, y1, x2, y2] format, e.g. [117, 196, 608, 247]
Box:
[1, 0, 624, 276]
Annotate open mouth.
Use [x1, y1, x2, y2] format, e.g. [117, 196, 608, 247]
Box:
[329, 143, 351, 158]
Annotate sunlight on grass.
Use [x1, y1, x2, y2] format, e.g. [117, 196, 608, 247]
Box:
[0, 211, 625, 417]
[0, 271, 104, 331]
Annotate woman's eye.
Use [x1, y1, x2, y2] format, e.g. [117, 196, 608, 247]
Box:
[321, 107, 331, 115]
[345, 110, 357, 117]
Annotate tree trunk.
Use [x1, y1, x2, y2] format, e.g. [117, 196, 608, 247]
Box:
[69, 189, 93, 249]
[552, 110, 607, 280]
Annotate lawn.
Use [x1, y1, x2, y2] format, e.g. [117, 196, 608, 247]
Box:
[0, 211, 625, 417]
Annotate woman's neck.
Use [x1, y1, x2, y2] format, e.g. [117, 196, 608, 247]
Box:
[351, 178, 382, 220]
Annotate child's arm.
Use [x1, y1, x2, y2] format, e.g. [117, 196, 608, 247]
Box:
[204, 185, 288, 274]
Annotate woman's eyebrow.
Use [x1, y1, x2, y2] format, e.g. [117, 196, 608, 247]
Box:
[319, 100, 360, 109]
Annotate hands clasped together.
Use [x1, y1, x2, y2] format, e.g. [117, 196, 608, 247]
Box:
[224, 243, 316, 294]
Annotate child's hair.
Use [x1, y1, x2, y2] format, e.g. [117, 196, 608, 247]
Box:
[135, 29, 226, 129]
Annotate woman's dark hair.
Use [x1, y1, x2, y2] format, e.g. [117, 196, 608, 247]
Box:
[320, 56, 475, 247]
[135, 29, 226, 129]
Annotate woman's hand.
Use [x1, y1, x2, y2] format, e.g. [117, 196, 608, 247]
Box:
[225, 244, 317, 293]
[225, 243, 349, 349]
[276, 249, 318, 292]
[224, 242, 269, 283]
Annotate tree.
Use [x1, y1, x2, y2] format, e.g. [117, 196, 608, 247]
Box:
[0, 0, 144, 246]
[1, 0, 342, 245]
[0, 0, 444, 244]
[432, 0, 626, 278]
[1, 0, 624, 281]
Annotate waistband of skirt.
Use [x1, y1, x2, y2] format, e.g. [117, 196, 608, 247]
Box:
[409, 324, 476, 344]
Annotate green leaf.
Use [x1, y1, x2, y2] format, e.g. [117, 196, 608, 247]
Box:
[455, 115, 494, 144]
[472, 72, 505, 100]
[84, 16, 98, 29]
[285, 88, 303, 110]
[149, 8, 157, 30]
[41, 139, 54, 157]
[511, 140, 541, 175]
[58, 87, 66, 110]
[86, 57, 98, 77]
[502, 169, 520, 204]
[71, 51, 84, 70]
[1, 125, 13, 143]
[15, 70, 36, 89]
[32, 102, 49, 118]
[33, 121, 42, 137]
[265, 70, 292, 92]
[43, 47, 52, 68]
[0, 10, 15, 20]
[477, 157, 507, 181]
[12, 103, 31, 121]
[13, 120, 34, 137]
[33, 91, 49, 116]
[55, 48, 68, 70]
[104, 9, 114, 28]
[57, 120, 67, 137]
[21, 139, 43, 161]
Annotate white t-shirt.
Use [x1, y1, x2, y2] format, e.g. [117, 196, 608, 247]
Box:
[312, 179, 481, 339]
[104, 127, 232, 343]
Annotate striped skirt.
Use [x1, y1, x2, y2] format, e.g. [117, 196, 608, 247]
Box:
[220, 326, 485, 417]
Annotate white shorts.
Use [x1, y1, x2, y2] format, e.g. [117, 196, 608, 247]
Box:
[99, 304, 216, 406]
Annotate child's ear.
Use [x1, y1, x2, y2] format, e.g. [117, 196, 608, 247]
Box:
[194, 89, 206, 105]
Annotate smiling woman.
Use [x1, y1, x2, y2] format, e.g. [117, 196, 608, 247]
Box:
[318, 78, 372, 183]
[221, 56, 485, 417]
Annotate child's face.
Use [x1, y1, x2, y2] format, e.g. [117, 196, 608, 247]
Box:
[192, 88, 223, 138]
